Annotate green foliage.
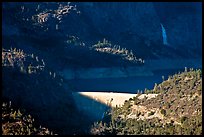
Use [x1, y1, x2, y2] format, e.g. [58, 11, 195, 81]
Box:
[91, 114, 202, 135]
[160, 109, 166, 116]
[129, 98, 133, 101]
[180, 116, 187, 124]
[2, 48, 45, 74]
[91, 39, 144, 64]
[148, 111, 155, 117]
[133, 94, 142, 105]
[90, 69, 202, 135]
[2, 101, 55, 135]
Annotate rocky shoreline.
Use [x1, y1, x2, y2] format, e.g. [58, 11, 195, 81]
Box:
[59, 59, 201, 79]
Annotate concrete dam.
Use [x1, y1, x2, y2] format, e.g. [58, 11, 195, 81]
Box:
[72, 92, 157, 120]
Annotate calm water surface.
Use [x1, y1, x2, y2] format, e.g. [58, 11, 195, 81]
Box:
[66, 69, 188, 93]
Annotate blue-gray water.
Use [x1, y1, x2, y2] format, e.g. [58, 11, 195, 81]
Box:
[67, 69, 189, 93]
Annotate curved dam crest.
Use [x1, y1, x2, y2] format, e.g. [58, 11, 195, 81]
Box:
[72, 92, 158, 120]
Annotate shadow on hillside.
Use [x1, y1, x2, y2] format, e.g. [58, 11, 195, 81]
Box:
[2, 67, 111, 135]
[71, 92, 112, 135]
[72, 91, 111, 120]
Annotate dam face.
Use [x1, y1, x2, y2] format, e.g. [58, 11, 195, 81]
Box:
[72, 92, 158, 120]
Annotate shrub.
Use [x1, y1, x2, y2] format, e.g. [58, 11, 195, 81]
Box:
[129, 98, 133, 101]
[136, 111, 141, 117]
[2, 101, 54, 135]
[134, 99, 140, 105]
[181, 116, 187, 124]
[148, 111, 155, 117]
[160, 109, 166, 116]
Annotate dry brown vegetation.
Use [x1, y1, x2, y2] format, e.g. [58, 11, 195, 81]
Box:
[90, 68, 202, 135]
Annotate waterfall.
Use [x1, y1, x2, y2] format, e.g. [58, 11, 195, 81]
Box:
[161, 24, 168, 45]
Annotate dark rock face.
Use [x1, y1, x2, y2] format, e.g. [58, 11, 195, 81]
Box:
[77, 2, 162, 45]
[57, 2, 202, 57]
[153, 2, 202, 51]
[2, 2, 202, 60]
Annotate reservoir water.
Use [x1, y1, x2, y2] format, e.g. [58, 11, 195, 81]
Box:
[66, 68, 189, 93]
